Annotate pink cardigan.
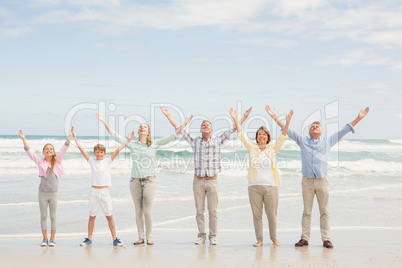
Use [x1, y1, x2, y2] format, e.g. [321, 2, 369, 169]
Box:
[24, 142, 70, 178]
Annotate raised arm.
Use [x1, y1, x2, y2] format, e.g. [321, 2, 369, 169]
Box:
[19, 130, 28, 147]
[281, 110, 294, 136]
[350, 107, 369, 127]
[175, 115, 193, 135]
[96, 113, 115, 136]
[72, 128, 90, 161]
[161, 107, 180, 128]
[239, 107, 252, 125]
[111, 131, 134, 161]
[265, 105, 285, 128]
[229, 108, 242, 133]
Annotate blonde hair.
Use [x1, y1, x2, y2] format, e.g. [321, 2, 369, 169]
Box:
[255, 126, 271, 145]
[42, 143, 56, 174]
[142, 123, 153, 147]
[311, 121, 322, 129]
[93, 144, 106, 153]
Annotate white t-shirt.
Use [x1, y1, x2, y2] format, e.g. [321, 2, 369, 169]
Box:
[88, 156, 113, 187]
[248, 152, 276, 187]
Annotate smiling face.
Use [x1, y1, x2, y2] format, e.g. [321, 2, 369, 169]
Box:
[138, 123, 150, 136]
[93, 149, 106, 160]
[200, 121, 213, 135]
[255, 127, 271, 145]
[42, 144, 55, 158]
[309, 122, 322, 138]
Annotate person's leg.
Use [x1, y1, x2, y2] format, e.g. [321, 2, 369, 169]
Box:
[248, 186, 264, 244]
[106, 215, 116, 240]
[263, 186, 279, 243]
[193, 178, 206, 240]
[88, 188, 99, 240]
[206, 179, 219, 241]
[315, 176, 330, 242]
[38, 191, 49, 240]
[88, 216, 96, 239]
[143, 177, 156, 243]
[130, 178, 145, 241]
[48, 192, 58, 240]
[301, 176, 315, 241]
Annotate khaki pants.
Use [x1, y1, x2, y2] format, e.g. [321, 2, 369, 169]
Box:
[193, 177, 218, 240]
[248, 185, 278, 242]
[130, 177, 156, 240]
[301, 176, 330, 242]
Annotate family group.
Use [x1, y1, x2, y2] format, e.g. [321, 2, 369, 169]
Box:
[19, 105, 369, 249]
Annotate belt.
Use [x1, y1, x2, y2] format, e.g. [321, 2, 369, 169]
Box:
[194, 174, 217, 180]
[131, 176, 153, 182]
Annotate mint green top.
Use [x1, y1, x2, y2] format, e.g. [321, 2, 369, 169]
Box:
[112, 132, 177, 178]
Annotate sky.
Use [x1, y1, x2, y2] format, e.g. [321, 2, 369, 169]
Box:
[1, 0, 401, 139]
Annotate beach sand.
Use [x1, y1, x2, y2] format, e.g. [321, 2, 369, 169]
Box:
[1, 229, 401, 267]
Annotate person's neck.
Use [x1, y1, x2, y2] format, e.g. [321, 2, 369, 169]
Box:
[258, 143, 266, 151]
[139, 135, 147, 144]
[202, 133, 211, 141]
[45, 156, 52, 163]
[310, 134, 320, 140]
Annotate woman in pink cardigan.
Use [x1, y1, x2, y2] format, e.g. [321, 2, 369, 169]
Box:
[19, 128, 73, 247]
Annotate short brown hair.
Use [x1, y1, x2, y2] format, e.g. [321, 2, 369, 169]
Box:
[255, 126, 271, 144]
[93, 144, 106, 153]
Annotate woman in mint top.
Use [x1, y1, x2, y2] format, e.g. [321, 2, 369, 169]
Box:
[230, 107, 293, 247]
[97, 112, 191, 245]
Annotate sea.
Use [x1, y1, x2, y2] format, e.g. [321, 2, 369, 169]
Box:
[1, 135, 401, 238]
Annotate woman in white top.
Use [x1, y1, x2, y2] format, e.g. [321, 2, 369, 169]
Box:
[230, 107, 293, 247]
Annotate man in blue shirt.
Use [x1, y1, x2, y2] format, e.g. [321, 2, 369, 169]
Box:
[266, 105, 369, 248]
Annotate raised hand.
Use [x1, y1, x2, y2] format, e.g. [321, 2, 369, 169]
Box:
[265, 105, 276, 118]
[358, 107, 369, 119]
[71, 127, 77, 138]
[127, 131, 135, 142]
[184, 115, 193, 126]
[243, 107, 252, 120]
[96, 113, 106, 124]
[160, 107, 170, 117]
[18, 130, 25, 139]
[286, 110, 294, 122]
[68, 126, 74, 137]
[230, 108, 237, 121]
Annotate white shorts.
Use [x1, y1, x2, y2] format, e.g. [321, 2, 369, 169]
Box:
[88, 187, 113, 217]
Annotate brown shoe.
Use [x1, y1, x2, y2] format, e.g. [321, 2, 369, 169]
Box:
[323, 240, 333, 248]
[295, 239, 309, 247]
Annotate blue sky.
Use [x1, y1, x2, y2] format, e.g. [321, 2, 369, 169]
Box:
[1, 0, 401, 139]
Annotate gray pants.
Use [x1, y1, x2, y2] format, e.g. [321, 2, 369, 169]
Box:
[38, 191, 58, 230]
[248, 185, 278, 242]
[193, 178, 219, 240]
[301, 176, 330, 242]
[130, 177, 156, 240]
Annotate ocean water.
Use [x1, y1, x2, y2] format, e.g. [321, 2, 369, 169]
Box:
[0, 135, 401, 238]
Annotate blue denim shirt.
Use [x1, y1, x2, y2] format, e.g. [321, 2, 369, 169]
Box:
[286, 124, 355, 178]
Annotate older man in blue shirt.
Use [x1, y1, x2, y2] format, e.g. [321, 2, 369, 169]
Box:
[266, 105, 369, 248]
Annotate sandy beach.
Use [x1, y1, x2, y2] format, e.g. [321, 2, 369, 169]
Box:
[1, 229, 401, 267]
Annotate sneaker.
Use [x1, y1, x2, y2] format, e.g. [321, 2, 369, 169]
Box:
[273, 240, 281, 246]
[40, 238, 48, 247]
[80, 238, 92, 247]
[113, 237, 123, 247]
[195, 237, 206, 245]
[48, 239, 56, 247]
[210, 238, 218, 245]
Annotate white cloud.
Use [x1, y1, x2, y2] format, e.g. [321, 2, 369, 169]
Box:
[0, 27, 31, 38]
[397, 114, 402, 120]
[231, 37, 298, 49]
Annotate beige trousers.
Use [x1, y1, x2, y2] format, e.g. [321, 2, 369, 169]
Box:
[301, 176, 330, 242]
[248, 185, 278, 242]
[193, 177, 218, 240]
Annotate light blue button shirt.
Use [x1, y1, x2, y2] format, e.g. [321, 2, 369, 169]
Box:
[286, 124, 355, 178]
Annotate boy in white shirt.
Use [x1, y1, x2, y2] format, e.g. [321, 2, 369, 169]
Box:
[72, 128, 134, 247]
